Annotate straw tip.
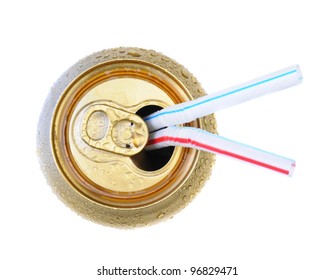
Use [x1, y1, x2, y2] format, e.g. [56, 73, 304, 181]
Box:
[288, 161, 296, 177]
[295, 64, 303, 83]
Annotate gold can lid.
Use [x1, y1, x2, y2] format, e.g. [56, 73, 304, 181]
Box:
[37, 47, 217, 227]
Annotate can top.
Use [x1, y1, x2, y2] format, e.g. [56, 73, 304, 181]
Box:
[51, 54, 201, 208]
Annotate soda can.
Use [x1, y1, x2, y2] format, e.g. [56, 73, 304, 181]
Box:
[37, 47, 216, 227]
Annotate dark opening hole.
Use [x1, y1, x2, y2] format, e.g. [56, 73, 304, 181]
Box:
[132, 105, 175, 171]
[136, 105, 162, 117]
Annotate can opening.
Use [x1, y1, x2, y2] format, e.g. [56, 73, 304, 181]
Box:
[132, 105, 175, 171]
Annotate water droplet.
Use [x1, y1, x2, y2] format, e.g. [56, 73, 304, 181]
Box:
[128, 51, 141, 57]
[181, 69, 189, 78]
[157, 213, 165, 219]
[149, 51, 158, 57]
[161, 56, 170, 62]
[191, 76, 198, 84]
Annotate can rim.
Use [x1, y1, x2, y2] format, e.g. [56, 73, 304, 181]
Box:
[51, 58, 201, 209]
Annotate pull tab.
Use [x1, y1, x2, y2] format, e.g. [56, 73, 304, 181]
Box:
[80, 103, 148, 156]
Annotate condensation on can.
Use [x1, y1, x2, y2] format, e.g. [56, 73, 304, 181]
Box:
[37, 47, 217, 227]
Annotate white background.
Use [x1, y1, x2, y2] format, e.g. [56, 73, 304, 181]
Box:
[1, 1, 333, 279]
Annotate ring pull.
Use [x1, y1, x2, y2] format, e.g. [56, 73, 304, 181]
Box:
[80, 103, 148, 156]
